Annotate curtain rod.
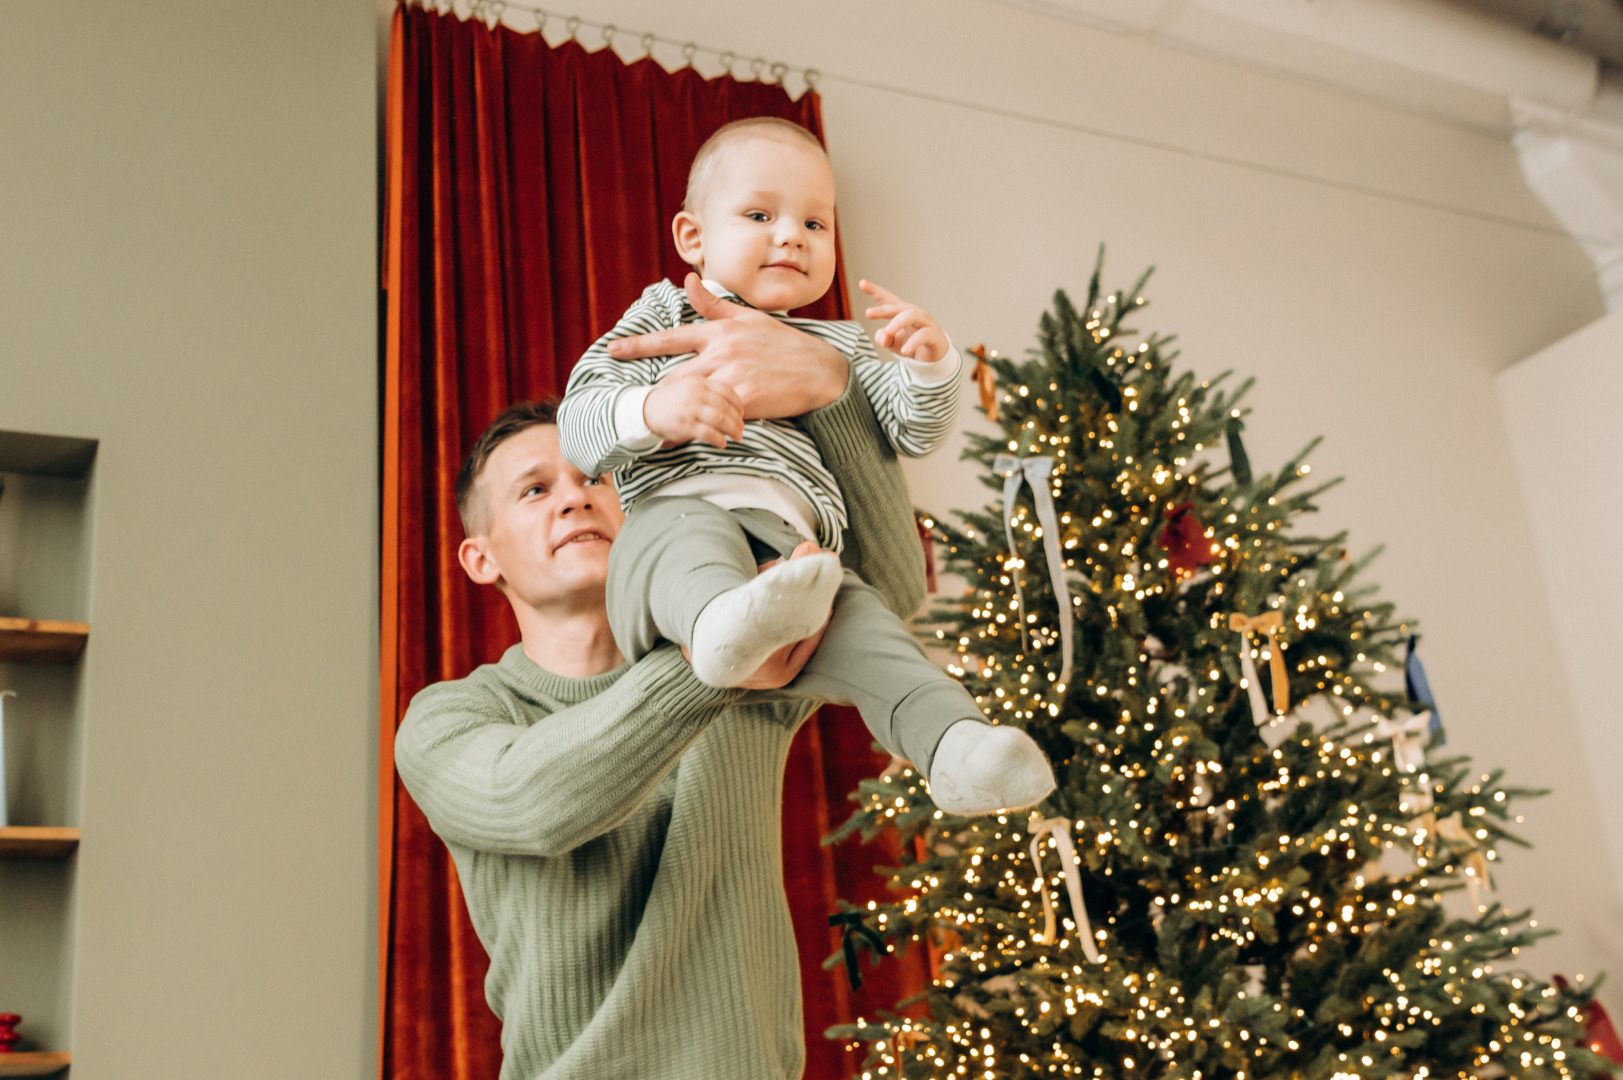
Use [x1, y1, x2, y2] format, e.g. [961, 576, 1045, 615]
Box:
[406, 0, 820, 94]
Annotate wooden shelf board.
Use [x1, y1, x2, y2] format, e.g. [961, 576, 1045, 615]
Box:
[0, 619, 88, 665]
[0, 828, 79, 860]
[0, 1052, 70, 1077]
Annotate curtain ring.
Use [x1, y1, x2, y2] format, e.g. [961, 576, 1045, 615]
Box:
[565, 15, 580, 39]
[769, 61, 788, 83]
[485, 0, 505, 27]
[719, 50, 735, 73]
[803, 68, 821, 91]
[681, 42, 697, 66]
[532, 7, 547, 30]
[640, 32, 656, 56]
[601, 23, 616, 46]
[750, 57, 766, 78]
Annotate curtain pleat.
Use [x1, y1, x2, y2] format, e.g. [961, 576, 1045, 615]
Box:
[381, 6, 927, 1078]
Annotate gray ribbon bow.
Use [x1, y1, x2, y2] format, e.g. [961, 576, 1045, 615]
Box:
[993, 454, 1074, 690]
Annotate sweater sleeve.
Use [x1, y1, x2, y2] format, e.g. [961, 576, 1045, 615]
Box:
[393, 646, 737, 858]
[799, 363, 928, 619]
[556, 282, 685, 477]
[848, 334, 963, 458]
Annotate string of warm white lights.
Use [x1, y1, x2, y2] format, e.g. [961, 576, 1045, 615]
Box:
[821, 268, 1594, 1080]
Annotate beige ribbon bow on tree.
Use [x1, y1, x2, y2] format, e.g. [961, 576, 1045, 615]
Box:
[1229, 611, 1291, 745]
[1434, 811, 1494, 914]
[995, 454, 1076, 691]
[1027, 815, 1102, 963]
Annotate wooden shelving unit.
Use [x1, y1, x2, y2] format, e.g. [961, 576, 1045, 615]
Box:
[0, 1052, 70, 1077]
[1, 430, 96, 1066]
[0, 619, 88, 665]
[0, 828, 79, 860]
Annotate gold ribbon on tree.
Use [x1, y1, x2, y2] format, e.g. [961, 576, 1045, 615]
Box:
[1027, 815, 1102, 962]
[1229, 611, 1291, 745]
[968, 343, 999, 421]
[995, 454, 1075, 690]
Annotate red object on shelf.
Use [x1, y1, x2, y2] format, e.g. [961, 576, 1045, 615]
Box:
[1553, 976, 1623, 1067]
[0, 1014, 20, 1053]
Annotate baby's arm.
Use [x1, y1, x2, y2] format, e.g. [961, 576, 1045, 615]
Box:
[848, 280, 962, 458]
[556, 284, 681, 476]
[558, 282, 746, 474]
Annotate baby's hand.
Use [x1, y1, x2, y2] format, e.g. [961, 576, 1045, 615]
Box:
[860, 280, 950, 367]
[643, 374, 745, 449]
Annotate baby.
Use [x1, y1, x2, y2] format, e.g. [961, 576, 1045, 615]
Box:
[557, 117, 1053, 816]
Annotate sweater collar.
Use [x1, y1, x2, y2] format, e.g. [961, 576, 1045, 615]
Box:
[497, 643, 629, 705]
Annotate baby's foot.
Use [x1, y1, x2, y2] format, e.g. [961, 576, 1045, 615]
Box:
[688, 553, 843, 687]
[927, 720, 1055, 816]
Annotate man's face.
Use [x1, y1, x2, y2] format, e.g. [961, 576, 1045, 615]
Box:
[458, 425, 623, 611]
[674, 135, 837, 313]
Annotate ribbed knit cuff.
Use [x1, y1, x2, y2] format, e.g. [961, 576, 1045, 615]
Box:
[624, 644, 741, 723]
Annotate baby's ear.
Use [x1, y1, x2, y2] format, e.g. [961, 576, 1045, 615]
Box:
[671, 211, 704, 269]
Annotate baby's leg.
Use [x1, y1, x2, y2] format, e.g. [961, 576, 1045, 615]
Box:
[788, 572, 1055, 816]
[608, 497, 841, 685]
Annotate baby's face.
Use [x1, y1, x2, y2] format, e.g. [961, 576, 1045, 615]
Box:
[676, 136, 837, 313]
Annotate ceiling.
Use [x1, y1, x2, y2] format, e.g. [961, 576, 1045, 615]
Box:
[1446, 0, 1623, 65]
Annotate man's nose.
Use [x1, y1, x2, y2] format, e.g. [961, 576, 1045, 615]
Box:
[556, 479, 595, 512]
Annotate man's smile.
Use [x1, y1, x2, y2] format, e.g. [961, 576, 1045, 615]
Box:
[553, 527, 610, 553]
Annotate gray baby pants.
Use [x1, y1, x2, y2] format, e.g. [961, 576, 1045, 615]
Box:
[606, 495, 974, 775]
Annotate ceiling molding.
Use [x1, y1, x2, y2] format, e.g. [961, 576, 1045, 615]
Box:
[999, 0, 1598, 130]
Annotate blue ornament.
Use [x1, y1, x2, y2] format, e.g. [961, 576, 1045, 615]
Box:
[1404, 635, 1444, 744]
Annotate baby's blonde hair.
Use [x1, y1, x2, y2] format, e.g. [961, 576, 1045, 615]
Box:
[683, 117, 828, 212]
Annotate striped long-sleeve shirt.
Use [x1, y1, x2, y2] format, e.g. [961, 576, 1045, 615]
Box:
[557, 279, 960, 553]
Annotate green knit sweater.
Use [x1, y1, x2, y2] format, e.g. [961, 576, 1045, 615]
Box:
[394, 374, 926, 1079]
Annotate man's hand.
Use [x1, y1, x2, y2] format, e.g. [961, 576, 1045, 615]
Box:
[607, 272, 849, 420]
[678, 541, 832, 689]
[860, 279, 950, 366]
[642, 375, 745, 449]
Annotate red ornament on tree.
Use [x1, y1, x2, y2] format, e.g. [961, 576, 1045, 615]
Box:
[1553, 976, 1623, 1069]
[1158, 502, 1216, 579]
[0, 1014, 20, 1054]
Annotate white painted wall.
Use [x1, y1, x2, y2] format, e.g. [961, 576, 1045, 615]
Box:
[534, 0, 1621, 999]
[1497, 312, 1623, 924]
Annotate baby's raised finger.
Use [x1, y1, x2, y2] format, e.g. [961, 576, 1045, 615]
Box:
[858, 279, 904, 306]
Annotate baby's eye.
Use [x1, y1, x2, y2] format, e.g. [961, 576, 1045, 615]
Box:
[523, 484, 547, 497]
[585, 476, 605, 486]
[746, 210, 770, 222]
[805, 220, 826, 231]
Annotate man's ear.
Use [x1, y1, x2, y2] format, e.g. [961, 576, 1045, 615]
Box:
[672, 211, 704, 269]
[458, 534, 503, 587]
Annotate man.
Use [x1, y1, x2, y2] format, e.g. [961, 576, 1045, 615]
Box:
[394, 281, 931, 1079]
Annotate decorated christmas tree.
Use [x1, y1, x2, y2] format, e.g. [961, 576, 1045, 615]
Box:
[826, 255, 1611, 1080]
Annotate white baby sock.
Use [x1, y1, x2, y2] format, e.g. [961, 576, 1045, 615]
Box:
[927, 720, 1055, 816]
[688, 553, 843, 687]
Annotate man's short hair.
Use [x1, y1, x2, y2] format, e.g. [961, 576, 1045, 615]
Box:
[455, 399, 558, 535]
[683, 116, 827, 213]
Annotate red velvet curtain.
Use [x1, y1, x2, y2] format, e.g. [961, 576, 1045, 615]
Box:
[380, 7, 926, 1078]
